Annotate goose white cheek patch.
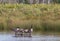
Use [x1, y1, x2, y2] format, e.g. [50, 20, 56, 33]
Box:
[31, 29, 33, 32]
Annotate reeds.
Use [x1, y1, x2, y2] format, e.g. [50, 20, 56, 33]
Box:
[0, 4, 60, 32]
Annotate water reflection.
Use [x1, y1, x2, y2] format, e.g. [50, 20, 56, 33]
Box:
[0, 33, 60, 41]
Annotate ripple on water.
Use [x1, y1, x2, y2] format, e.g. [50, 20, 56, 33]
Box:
[0, 34, 60, 41]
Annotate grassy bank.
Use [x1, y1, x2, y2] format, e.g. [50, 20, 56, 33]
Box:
[0, 4, 60, 32]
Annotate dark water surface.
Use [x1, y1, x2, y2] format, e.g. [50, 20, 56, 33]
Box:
[0, 33, 60, 41]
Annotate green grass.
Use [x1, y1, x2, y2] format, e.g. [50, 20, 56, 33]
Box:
[0, 4, 60, 32]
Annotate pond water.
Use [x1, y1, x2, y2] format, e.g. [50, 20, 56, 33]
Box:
[0, 32, 60, 41]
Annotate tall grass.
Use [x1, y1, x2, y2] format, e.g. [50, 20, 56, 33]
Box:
[0, 4, 60, 32]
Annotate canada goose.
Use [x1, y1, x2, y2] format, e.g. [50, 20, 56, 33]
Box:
[11, 26, 33, 37]
[15, 27, 20, 37]
[23, 26, 33, 37]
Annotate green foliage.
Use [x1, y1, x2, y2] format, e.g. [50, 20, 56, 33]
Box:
[53, 0, 60, 3]
[57, 0, 60, 3]
[0, 4, 60, 32]
[24, 0, 29, 4]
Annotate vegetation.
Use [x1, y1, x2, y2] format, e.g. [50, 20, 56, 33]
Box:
[53, 0, 60, 3]
[0, 4, 60, 32]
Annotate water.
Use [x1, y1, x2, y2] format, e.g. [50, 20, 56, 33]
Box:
[0, 33, 60, 41]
